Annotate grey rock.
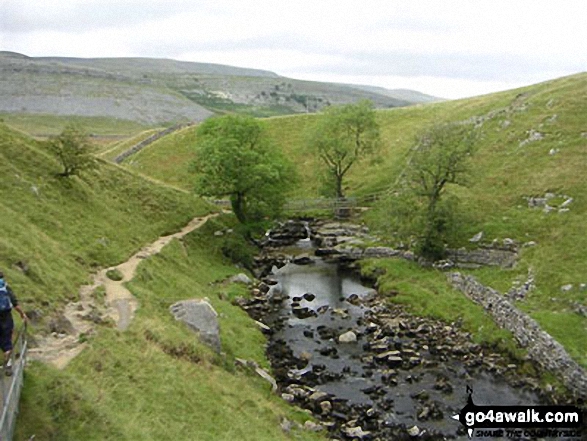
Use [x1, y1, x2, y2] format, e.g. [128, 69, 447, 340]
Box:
[469, 231, 484, 243]
[561, 197, 573, 208]
[303, 421, 323, 432]
[308, 391, 329, 402]
[281, 393, 295, 403]
[503, 238, 516, 247]
[560, 284, 573, 292]
[343, 426, 370, 439]
[519, 130, 544, 147]
[170, 299, 221, 352]
[338, 330, 358, 343]
[228, 273, 252, 285]
[408, 425, 421, 437]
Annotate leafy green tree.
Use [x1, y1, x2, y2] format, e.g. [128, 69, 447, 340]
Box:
[191, 115, 295, 225]
[47, 125, 96, 177]
[308, 100, 381, 198]
[389, 122, 478, 259]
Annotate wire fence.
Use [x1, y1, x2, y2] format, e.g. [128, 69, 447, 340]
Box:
[0, 324, 28, 441]
[212, 190, 391, 215]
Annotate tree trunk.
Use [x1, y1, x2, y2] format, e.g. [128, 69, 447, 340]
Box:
[231, 193, 247, 224]
[335, 174, 344, 199]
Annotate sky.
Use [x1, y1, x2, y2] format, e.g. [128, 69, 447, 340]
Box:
[1, 0, 586, 99]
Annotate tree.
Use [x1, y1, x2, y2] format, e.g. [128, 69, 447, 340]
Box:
[389, 122, 478, 259]
[308, 100, 381, 198]
[191, 115, 295, 225]
[47, 125, 96, 177]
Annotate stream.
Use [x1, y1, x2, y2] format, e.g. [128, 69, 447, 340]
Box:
[242, 222, 566, 440]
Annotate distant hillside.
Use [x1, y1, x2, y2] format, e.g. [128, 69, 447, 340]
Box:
[0, 51, 431, 124]
[346, 84, 442, 103]
[0, 52, 213, 125]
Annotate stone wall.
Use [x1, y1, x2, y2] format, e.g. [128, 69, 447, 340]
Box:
[448, 272, 587, 399]
[114, 122, 195, 164]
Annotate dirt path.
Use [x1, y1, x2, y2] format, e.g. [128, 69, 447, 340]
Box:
[28, 214, 218, 369]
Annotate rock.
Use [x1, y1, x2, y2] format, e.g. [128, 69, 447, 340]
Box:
[170, 299, 221, 352]
[502, 238, 516, 247]
[331, 308, 350, 319]
[338, 330, 357, 343]
[49, 314, 75, 335]
[308, 391, 329, 402]
[320, 400, 332, 415]
[292, 306, 317, 319]
[299, 351, 312, 362]
[293, 254, 314, 265]
[281, 393, 295, 403]
[280, 418, 293, 433]
[469, 231, 484, 243]
[343, 426, 371, 439]
[254, 320, 270, 332]
[561, 197, 573, 208]
[303, 421, 323, 432]
[302, 292, 316, 302]
[407, 426, 420, 437]
[229, 273, 252, 285]
[580, 283, 587, 291]
[345, 293, 361, 305]
[214, 230, 224, 237]
[317, 305, 329, 314]
[560, 284, 573, 292]
[519, 130, 544, 147]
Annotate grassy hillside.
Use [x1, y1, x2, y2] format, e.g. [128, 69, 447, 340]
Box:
[0, 52, 423, 122]
[0, 123, 214, 310]
[0, 124, 323, 439]
[124, 73, 587, 370]
[16, 217, 324, 441]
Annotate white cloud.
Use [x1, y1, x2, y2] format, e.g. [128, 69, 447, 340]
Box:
[1, 0, 586, 98]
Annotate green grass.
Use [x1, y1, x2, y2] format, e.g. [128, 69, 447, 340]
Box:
[124, 73, 587, 369]
[0, 122, 211, 312]
[98, 128, 163, 160]
[360, 259, 522, 356]
[0, 113, 151, 139]
[16, 217, 325, 441]
[123, 125, 200, 190]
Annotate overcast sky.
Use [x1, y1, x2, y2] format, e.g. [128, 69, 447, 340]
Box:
[1, 0, 586, 99]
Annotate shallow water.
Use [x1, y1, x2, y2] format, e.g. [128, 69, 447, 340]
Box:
[267, 260, 544, 440]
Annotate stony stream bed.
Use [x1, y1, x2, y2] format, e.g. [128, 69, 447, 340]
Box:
[238, 221, 571, 440]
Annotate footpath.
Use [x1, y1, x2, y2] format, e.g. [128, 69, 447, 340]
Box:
[28, 214, 217, 368]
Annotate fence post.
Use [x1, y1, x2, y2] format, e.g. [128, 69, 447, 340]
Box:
[0, 324, 27, 441]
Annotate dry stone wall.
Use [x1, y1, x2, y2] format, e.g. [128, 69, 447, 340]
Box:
[448, 272, 587, 399]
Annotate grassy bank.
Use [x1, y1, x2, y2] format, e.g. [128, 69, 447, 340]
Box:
[16, 217, 324, 441]
[0, 122, 210, 317]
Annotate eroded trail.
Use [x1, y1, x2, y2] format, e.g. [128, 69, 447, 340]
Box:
[29, 214, 218, 369]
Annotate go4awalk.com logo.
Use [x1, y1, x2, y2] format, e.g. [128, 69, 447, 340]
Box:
[451, 386, 584, 439]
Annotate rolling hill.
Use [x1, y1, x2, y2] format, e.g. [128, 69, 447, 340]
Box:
[121, 72, 587, 369]
[0, 51, 436, 127]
